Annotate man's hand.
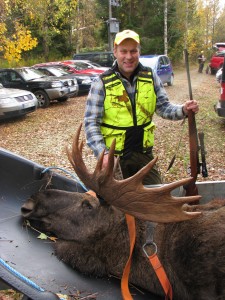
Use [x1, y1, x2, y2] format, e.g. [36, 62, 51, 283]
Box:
[182, 100, 199, 115]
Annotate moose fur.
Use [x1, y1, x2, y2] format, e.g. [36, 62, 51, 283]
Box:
[21, 189, 225, 300]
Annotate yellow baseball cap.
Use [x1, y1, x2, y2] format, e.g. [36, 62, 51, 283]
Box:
[114, 30, 140, 45]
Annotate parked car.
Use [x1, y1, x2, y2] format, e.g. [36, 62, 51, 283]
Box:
[0, 67, 78, 108]
[33, 65, 92, 94]
[73, 52, 114, 67]
[0, 83, 37, 120]
[33, 62, 99, 83]
[214, 58, 225, 117]
[216, 67, 222, 83]
[208, 51, 225, 74]
[139, 55, 174, 86]
[71, 60, 109, 71]
[62, 60, 104, 75]
[213, 42, 225, 52]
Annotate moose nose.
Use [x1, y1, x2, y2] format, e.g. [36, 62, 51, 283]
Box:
[21, 200, 34, 217]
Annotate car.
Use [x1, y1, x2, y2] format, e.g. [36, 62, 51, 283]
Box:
[214, 58, 225, 117]
[216, 67, 222, 83]
[73, 52, 114, 67]
[35, 60, 102, 76]
[33, 65, 92, 94]
[33, 61, 99, 83]
[31, 66, 79, 96]
[213, 42, 225, 52]
[0, 83, 37, 120]
[0, 67, 78, 108]
[62, 60, 104, 75]
[208, 51, 225, 74]
[139, 55, 174, 86]
[71, 60, 109, 71]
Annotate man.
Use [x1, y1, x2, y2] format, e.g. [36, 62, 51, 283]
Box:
[198, 51, 205, 73]
[84, 29, 199, 185]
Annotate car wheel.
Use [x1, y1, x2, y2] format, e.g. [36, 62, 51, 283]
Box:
[167, 74, 174, 86]
[57, 97, 68, 102]
[34, 90, 50, 108]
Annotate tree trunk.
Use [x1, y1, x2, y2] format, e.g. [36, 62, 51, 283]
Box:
[164, 0, 168, 55]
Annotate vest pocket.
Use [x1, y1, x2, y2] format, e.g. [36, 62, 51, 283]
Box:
[143, 122, 155, 148]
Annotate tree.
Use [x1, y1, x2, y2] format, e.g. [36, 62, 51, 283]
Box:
[3, 22, 37, 62]
[214, 7, 225, 43]
[0, 1, 37, 63]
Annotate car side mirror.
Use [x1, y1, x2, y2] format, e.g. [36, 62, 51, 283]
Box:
[160, 64, 168, 69]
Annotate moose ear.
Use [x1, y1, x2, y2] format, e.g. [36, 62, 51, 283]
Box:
[82, 199, 93, 210]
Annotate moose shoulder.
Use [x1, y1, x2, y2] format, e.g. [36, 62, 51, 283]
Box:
[21, 124, 225, 300]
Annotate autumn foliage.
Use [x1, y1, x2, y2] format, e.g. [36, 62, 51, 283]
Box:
[0, 22, 38, 63]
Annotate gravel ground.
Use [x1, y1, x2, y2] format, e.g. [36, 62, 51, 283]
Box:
[1, 66, 225, 184]
[0, 66, 225, 299]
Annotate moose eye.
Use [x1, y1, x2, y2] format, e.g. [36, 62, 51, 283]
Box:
[82, 200, 93, 210]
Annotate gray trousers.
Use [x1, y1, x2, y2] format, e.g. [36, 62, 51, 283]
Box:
[119, 151, 162, 185]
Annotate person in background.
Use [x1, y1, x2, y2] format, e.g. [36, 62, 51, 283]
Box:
[84, 29, 199, 185]
[198, 51, 206, 73]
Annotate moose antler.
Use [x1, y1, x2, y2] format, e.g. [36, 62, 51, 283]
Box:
[67, 124, 202, 223]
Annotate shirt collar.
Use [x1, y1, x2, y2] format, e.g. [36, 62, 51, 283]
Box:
[112, 61, 142, 83]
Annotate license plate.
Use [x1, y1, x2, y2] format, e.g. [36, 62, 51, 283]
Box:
[69, 86, 77, 92]
[22, 102, 34, 109]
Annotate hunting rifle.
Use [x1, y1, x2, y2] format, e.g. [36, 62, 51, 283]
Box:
[183, 49, 208, 197]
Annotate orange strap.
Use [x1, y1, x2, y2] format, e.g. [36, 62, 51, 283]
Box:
[87, 191, 172, 300]
[121, 214, 136, 300]
[145, 247, 173, 300]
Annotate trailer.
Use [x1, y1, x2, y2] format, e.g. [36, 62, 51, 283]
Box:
[1, 147, 225, 299]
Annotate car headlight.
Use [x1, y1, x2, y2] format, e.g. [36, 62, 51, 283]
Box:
[82, 79, 92, 84]
[76, 76, 92, 85]
[51, 81, 63, 88]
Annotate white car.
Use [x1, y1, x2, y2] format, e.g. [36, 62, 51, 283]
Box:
[216, 67, 222, 83]
[0, 83, 38, 120]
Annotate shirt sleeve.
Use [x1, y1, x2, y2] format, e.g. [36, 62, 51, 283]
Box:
[153, 71, 185, 120]
[84, 77, 108, 158]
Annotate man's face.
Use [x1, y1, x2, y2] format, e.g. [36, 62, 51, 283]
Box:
[113, 39, 140, 79]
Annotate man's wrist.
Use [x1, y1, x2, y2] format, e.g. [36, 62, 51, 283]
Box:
[182, 105, 187, 116]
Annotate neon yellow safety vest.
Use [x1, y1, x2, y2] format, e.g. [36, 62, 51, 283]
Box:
[100, 69, 156, 156]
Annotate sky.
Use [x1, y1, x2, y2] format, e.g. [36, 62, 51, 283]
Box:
[219, 0, 225, 8]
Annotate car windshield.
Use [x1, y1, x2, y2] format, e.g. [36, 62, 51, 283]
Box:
[139, 57, 158, 68]
[216, 51, 225, 57]
[56, 65, 72, 73]
[46, 67, 68, 76]
[89, 62, 102, 68]
[69, 62, 89, 70]
[17, 68, 46, 80]
[55, 67, 70, 75]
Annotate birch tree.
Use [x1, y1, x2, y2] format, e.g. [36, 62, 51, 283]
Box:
[164, 0, 168, 55]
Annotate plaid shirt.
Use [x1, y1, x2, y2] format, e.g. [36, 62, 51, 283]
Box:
[84, 62, 185, 157]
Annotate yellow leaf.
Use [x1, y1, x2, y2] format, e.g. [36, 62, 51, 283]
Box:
[37, 233, 48, 240]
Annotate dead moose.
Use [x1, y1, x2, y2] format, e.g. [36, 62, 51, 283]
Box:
[21, 124, 225, 300]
